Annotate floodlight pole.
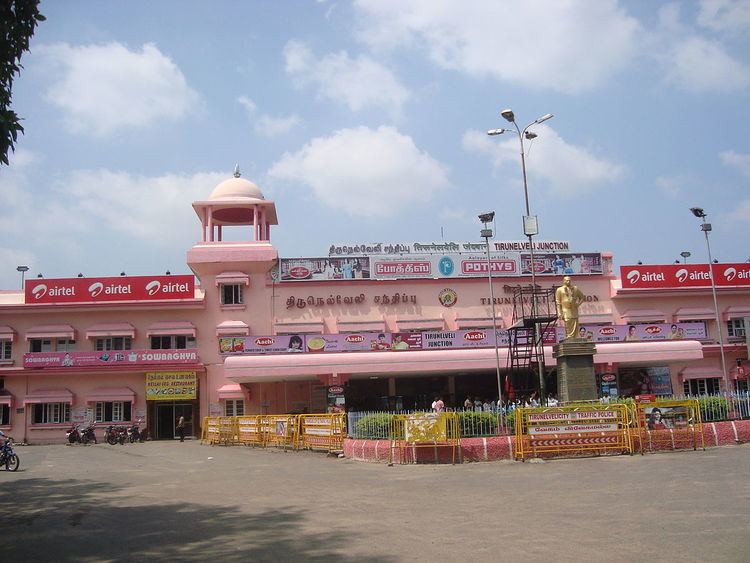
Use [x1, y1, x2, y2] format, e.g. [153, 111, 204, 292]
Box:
[481, 219, 505, 430]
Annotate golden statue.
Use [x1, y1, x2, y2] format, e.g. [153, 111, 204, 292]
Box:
[555, 276, 585, 339]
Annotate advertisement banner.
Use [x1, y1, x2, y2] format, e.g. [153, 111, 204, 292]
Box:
[421, 329, 511, 349]
[370, 255, 434, 279]
[279, 257, 370, 281]
[521, 253, 603, 275]
[326, 240, 570, 256]
[370, 252, 521, 280]
[620, 263, 750, 289]
[25, 275, 194, 304]
[145, 371, 197, 401]
[643, 405, 689, 429]
[24, 349, 200, 368]
[562, 322, 707, 343]
[618, 367, 673, 398]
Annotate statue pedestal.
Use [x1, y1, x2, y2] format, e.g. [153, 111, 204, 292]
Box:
[553, 338, 597, 403]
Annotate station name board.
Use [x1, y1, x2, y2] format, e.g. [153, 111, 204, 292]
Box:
[25, 275, 195, 304]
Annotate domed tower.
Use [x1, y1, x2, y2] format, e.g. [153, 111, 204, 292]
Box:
[187, 167, 278, 275]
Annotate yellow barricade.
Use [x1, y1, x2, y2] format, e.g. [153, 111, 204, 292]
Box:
[237, 415, 264, 447]
[514, 404, 634, 460]
[261, 415, 299, 450]
[636, 399, 704, 453]
[299, 414, 346, 453]
[389, 412, 460, 464]
[201, 416, 217, 443]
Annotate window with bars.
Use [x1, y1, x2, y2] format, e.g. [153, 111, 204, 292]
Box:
[727, 319, 746, 339]
[56, 339, 76, 351]
[95, 401, 132, 422]
[221, 284, 243, 305]
[224, 399, 245, 417]
[683, 378, 722, 395]
[95, 337, 132, 351]
[32, 403, 71, 424]
[0, 340, 11, 360]
[150, 335, 196, 349]
[29, 339, 52, 353]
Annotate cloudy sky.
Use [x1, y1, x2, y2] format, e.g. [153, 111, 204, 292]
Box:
[2, 0, 750, 288]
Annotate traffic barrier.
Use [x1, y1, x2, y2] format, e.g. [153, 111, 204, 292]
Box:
[389, 412, 460, 464]
[299, 414, 346, 453]
[237, 416, 264, 447]
[635, 399, 704, 453]
[261, 415, 299, 450]
[514, 404, 634, 460]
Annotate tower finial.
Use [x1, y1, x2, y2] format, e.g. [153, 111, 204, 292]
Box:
[233, 164, 241, 178]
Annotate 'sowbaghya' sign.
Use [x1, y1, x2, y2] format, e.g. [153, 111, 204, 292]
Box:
[145, 371, 197, 401]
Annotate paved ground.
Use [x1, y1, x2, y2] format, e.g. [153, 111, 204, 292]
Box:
[0, 440, 748, 562]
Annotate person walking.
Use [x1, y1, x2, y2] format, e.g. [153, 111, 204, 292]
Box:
[177, 415, 186, 442]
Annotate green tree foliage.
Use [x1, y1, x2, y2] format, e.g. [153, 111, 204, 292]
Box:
[1, 0, 45, 166]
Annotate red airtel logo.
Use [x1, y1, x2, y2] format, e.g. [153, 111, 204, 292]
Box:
[463, 330, 486, 341]
[254, 337, 275, 346]
[344, 334, 364, 343]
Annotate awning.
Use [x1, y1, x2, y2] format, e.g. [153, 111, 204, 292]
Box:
[215, 271, 250, 286]
[336, 318, 386, 333]
[86, 387, 135, 403]
[216, 320, 249, 337]
[395, 317, 445, 331]
[23, 388, 74, 404]
[0, 326, 16, 342]
[218, 383, 245, 400]
[679, 367, 724, 380]
[85, 323, 136, 339]
[620, 309, 666, 323]
[674, 308, 716, 322]
[274, 318, 325, 335]
[723, 306, 750, 321]
[0, 391, 13, 407]
[147, 321, 196, 337]
[25, 324, 75, 341]
[455, 317, 503, 330]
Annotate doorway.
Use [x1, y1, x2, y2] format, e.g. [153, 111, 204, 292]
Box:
[154, 402, 194, 440]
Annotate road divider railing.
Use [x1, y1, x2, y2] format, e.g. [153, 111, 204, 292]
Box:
[202, 413, 345, 452]
[514, 404, 634, 461]
[389, 412, 460, 464]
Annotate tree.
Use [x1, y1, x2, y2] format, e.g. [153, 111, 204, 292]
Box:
[1, 0, 45, 166]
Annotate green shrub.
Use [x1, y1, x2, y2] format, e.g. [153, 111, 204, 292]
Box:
[458, 411, 502, 437]
[354, 413, 393, 439]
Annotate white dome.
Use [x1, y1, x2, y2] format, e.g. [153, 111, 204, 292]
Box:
[209, 177, 265, 201]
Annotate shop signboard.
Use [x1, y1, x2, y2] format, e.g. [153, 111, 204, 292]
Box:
[279, 257, 370, 281]
[559, 322, 707, 343]
[521, 253, 603, 275]
[145, 371, 197, 401]
[24, 274, 194, 304]
[620, 263, 750, 289]
[619, 367, 673, 398]
[24, 349, 199, 368]
[326, 240, 570, 256]
[365, 252, 522, 280]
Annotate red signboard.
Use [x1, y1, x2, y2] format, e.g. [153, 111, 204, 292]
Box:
[25, 275, 194, 304]
[24, 349, 199, 368]
[620, 263, 750, 289]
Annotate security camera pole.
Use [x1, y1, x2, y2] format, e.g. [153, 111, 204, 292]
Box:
[690, 207, 729, 394]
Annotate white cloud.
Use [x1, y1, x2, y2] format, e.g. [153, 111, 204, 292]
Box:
[720, 150, 750, 177]
[267, 126, 450, 217]
[237, 95, 301, 137]
[654, 176, 686, 198]
[663, 36, 750, 92]
[352, 0, 641, 94]
[36, 42, 200, 136]
[462, 125, 625, 196]
[727, 199, 750, 222]
[283, 40, 410, 114]
[697, 0, 750, 34]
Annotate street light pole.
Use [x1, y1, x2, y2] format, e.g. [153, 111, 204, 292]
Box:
[690, 208, 729, 394]
[489, 110, 553, 404]
[479, 212, 504, 429]
[16, 265, 29, 290]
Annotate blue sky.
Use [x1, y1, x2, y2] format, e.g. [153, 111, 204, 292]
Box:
[2, 0, 750, 288]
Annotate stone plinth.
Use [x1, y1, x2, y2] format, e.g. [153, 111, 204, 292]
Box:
[553, 338, 597, 403]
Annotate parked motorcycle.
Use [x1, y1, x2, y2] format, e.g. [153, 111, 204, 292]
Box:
[104, 425, 119, 445]
[127, 424, 146, 443]
[66, 424, 81, 444]
[80, 422, 97, 445]
[0, 433, 19, 471]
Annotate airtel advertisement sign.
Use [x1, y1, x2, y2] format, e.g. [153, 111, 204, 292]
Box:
[620, 264, 750, 289]
[25, 275, 195, 304]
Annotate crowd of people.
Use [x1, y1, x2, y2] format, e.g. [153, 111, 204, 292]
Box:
[427, 393, 561, 414]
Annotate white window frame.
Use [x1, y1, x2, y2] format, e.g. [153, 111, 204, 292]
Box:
[683, 378, 721, 396]
[0, 340, 11, 360]
[95, 401, 131, 422]
[727, 319, 746, 339]
[29, 339, 52, 353]
[221, 284, 243, 305]
[224, 399, 245, 417]
[56, 338, 76, 352]
[32, 402, 71, 424]
[150, 335, 196, 350]
[95, 337, 132, 351]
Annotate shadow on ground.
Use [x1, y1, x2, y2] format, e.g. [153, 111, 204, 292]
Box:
[0, 478, 383, 562]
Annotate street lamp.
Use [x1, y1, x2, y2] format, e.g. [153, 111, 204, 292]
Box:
[16, 265, 29, 289]
[479, 212, 504, 429]
[689, 207, 729, 394]
[680, 251, 691, 264]
[488, 108, 553, 403]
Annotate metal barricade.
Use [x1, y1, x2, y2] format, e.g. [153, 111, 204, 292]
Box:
[636, 399, 704, 453]
[237, 415, 264, 447]
[514, 404, 634, 461]
[389, 412, 460, 464]
[299, 414, 346, 453]
[261, 415, 299, 450]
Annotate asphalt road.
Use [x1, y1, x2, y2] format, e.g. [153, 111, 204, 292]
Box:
[0, 440, 748, 562]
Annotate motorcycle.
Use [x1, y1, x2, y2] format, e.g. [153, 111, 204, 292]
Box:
[80, 422, 97, 445]
[127, 424, 146, 443]
[66, 424, 81, 444]
[104, 425, 119, 445]
[0, 435, 19, 471]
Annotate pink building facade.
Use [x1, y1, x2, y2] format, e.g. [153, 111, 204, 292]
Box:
[1, 174, 748, 443]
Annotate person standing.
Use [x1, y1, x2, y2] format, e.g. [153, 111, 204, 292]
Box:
[177, 415, 185, 442]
